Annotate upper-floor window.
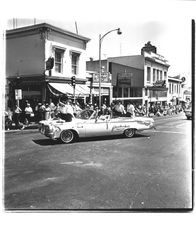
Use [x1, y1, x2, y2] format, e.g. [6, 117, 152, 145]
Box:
[177, 84, 179, 94]
[157, 70, 159, 80]
[169, 83, 172, 94]
[174, 84, 177, 93]
[55, 49, 64, 73]
[164, 71, 167, 80]
[147, 67, 151, 82]
[160, 71, 162, 80]
[153, 69, 156, 82]
[71, 52, 80, 75]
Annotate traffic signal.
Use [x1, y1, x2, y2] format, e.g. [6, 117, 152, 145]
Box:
[71, 76, 76, 86]
[46, 57, 54, 70]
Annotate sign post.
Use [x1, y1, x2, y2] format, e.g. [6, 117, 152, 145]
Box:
[15, 89, 22, 106]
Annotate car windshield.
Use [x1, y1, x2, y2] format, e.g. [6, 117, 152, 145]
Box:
[76, 109, 95, 120]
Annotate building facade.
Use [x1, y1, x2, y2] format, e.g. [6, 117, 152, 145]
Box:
[86, 59, 113, 105]
[183, 87, 192, 103]
[86, 42, 170, 107]
[6, 23, 90, 110]
[168, 76, 185, 105]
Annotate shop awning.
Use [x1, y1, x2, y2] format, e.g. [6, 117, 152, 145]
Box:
[48, 82, 73, 95]
[48, 82, 93, 96]
[75, 84, 90, 95]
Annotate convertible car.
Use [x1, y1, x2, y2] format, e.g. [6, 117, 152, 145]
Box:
[39, 109, 155, 144]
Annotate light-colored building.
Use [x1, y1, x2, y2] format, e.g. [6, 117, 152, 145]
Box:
[168, 76, 186, 105]
[142, 42, 170, 106]
[183, 87, 192, 103]
[6, 23, 90, 109]
[86, 42, 170, 107]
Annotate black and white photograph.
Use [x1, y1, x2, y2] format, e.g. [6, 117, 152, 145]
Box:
[0, 0, 195, 249]
[3, 18, 194, 210]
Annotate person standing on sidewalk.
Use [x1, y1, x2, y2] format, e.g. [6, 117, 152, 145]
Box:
[49, 100, 56, 119]
[45, 103, 51, 120]
[24, 103, 33, 125]
[13, 104, 23, 129]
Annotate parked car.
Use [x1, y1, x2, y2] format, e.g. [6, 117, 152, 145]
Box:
[39, 109, 155, 144]
[184, 105, 192, 120]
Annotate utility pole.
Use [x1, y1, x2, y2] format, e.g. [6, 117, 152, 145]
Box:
[75, 21, 78, 34]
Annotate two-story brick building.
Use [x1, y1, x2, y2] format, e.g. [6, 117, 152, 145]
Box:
[6, 23, 90, 110]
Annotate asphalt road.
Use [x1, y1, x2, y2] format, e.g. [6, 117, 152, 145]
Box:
[4, 113, 192, 210]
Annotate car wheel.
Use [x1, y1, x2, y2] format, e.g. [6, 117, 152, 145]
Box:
[124, 128, 135, 138]
[60, 130, 75, 144]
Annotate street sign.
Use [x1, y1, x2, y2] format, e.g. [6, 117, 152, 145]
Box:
[15, 89, 22, 100]
[117, 72, 132, 85]
[93, 72, 111, 83]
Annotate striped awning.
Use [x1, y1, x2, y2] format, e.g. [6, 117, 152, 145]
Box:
[48, 82, 92, 96]
[48, 82, 73, 95]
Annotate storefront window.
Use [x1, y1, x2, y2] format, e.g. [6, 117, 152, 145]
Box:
[132, 88, 142, 97]
[113, 87, 118, 98]
[118, 87, 122, 97]
[123, 88, 128, 97]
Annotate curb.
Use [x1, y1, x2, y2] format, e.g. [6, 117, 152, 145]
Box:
[4, 125, 39, 133]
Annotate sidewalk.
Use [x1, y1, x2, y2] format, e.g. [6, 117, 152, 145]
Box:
[4, 122, 39, 133]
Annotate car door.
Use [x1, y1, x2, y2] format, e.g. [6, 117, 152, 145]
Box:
[84, 116, 110, 137]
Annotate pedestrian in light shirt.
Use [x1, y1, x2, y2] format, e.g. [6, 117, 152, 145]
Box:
[126, 102, 135, 117]
[114, 101, 126, 117]
[13, 104, 23, 129]
[45, 103, 51, 120]
[49, 100, 56, 118]
[24, 103, 33, 125]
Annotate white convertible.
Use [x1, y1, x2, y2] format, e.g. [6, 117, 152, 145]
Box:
[39, 109, 155, 144]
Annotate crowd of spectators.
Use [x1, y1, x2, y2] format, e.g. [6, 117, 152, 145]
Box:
[4, 98, 185, 130]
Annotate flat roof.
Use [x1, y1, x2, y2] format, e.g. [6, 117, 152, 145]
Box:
[6, 22, 90, 42]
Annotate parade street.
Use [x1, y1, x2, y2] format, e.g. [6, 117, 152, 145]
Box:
[4, 113, 192, 210]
